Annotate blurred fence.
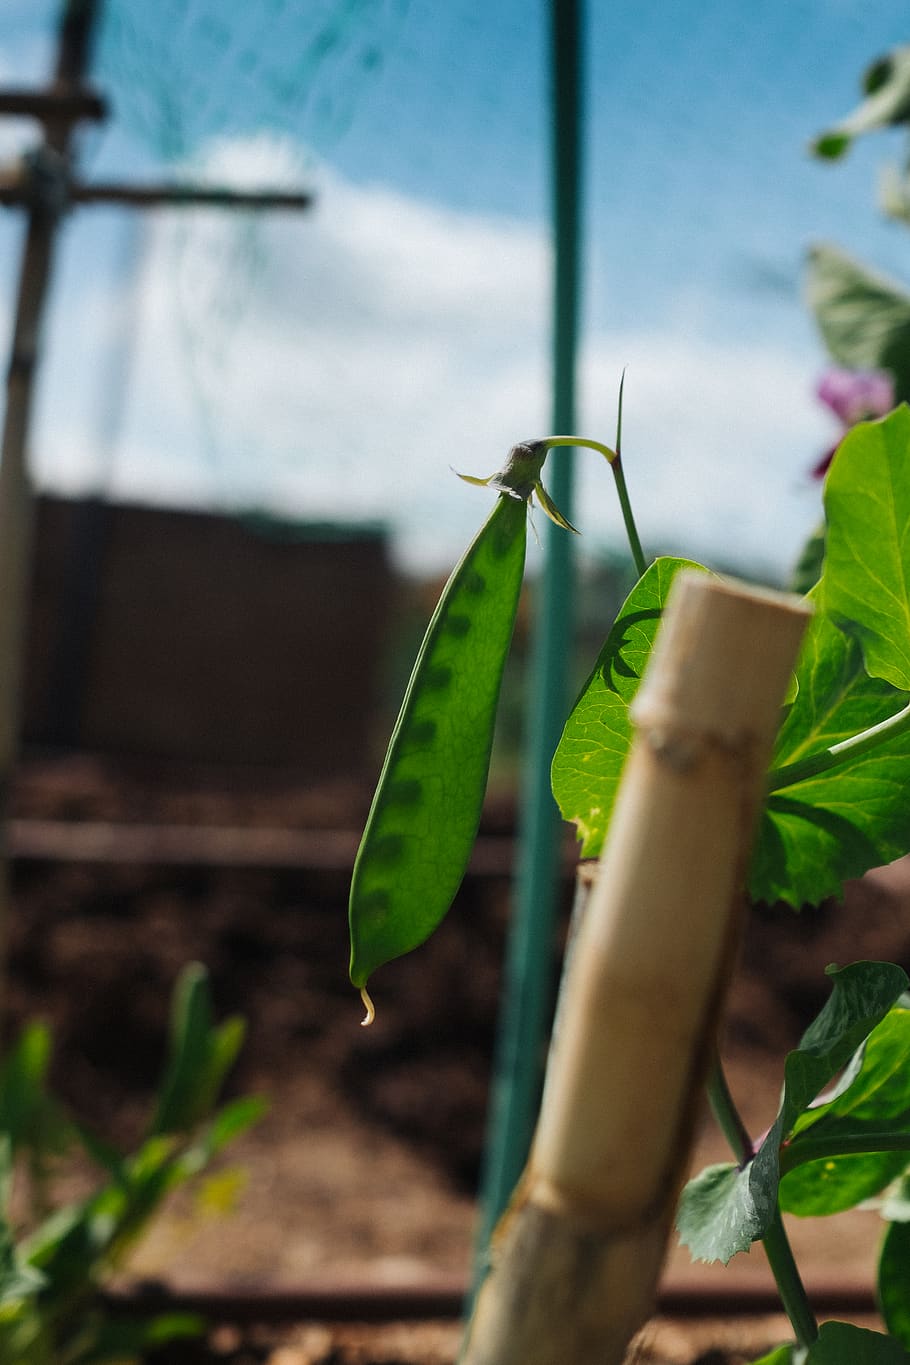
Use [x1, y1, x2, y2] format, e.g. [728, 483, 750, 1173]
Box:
[21, 496, 392, 773]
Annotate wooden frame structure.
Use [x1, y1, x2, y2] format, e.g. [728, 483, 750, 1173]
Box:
[0, 0, 315, 1019]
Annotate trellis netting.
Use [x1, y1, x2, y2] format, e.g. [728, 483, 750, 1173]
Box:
[2, 0, 909, 575]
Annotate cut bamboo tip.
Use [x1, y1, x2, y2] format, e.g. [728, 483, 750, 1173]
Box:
[632, 571, 810, 748]
[462, 573, 810, 1365]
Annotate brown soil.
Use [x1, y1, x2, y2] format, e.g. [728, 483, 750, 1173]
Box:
[7, 753, 910, 1363]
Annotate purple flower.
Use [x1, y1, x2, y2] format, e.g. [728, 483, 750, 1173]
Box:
[811, 368, 895, 478]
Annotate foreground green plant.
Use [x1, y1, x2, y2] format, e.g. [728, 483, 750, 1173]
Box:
[348, 389, 910, 1361]
[0, 962, 265, 1365]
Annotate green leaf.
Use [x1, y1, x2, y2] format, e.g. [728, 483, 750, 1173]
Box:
[205, 1095, 268, 1154]
[814, 1321, 910, 1364]
[779, 1005, 910, 1215]
[810, 46, 910, 158]
[174, 1096, 268, 1182]
[18, 1201, 103, 1312]
[150, 963, 214, 1136]
[677, 963, 907, 1263]
[533, 479, 578, 533]
[200, 1016, 247, 1112]
[70, 1121, 129, 1188]
[551, 557, 710, 856]
[0, 1259, 44, 1308]
[751, 604, 910, 906]
[0, 1023, 51, 1149]
[822, 408, 910, 690]
[71, 1312, 205, 1363]
[790, 522, 825, 596]
[0, 1023, 72, 1178]
[805, 247, 910, 404]
[0, 1148, 44, 1302]
[0, 1298, 51, 1365]
[880, 1216, 910, 1348]
[754, 1322, 910, 1364]
[750, 1346, 794, 1365]
[150, 964, 243, 1137]
[674, 1160, 757, 1265]
[0, 1197, 45, 1306]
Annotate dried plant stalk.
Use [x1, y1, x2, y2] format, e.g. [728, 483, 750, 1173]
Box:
[462, 571, 810, 1365]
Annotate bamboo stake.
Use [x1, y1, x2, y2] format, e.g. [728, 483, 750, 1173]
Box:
[461, 571, 810, 1365]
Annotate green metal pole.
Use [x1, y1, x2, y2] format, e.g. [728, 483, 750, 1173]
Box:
[475, 0, 583, 1261]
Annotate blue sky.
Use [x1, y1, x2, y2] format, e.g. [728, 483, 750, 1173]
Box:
[1, 1, 910, 575]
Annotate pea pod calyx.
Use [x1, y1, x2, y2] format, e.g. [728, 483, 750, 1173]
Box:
[459, 438, 579, 532]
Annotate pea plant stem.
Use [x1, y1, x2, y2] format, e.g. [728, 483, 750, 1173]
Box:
[706, 1056, 818, 1349]
[763, 1212, 820, 1351]
[706, 1053, 753, 1158]
[542, 436, 648, 578]
[767, 697, 910, 793]
[779, 1131, 910, 1174]
[610, 454, 647, 577]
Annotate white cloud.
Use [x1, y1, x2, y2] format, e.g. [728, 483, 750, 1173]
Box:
[575, 335, 829, 580]
[30, 134, 831, 580]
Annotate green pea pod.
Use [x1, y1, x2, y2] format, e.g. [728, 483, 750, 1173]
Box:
[348, 430, 637, 1021]
[349, 490, 528, 1016]
[348, 435, 592, 1017]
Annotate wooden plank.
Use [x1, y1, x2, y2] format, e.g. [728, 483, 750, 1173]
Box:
[0, 88, 107, 121]
[68, 182, 314, 210]
[6, 819, 528, 876]
[0, 180, 314, 211]
[97, 1270, 879, 1324]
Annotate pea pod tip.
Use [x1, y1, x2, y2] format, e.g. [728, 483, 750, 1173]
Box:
[360, 986, 376, 1027]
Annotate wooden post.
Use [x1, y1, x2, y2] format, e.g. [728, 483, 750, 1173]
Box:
[461, 572, 810, 1365]
[0, 0, 101, 1023]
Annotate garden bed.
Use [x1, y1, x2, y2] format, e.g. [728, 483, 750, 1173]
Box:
[7, 753, 910, 1362]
